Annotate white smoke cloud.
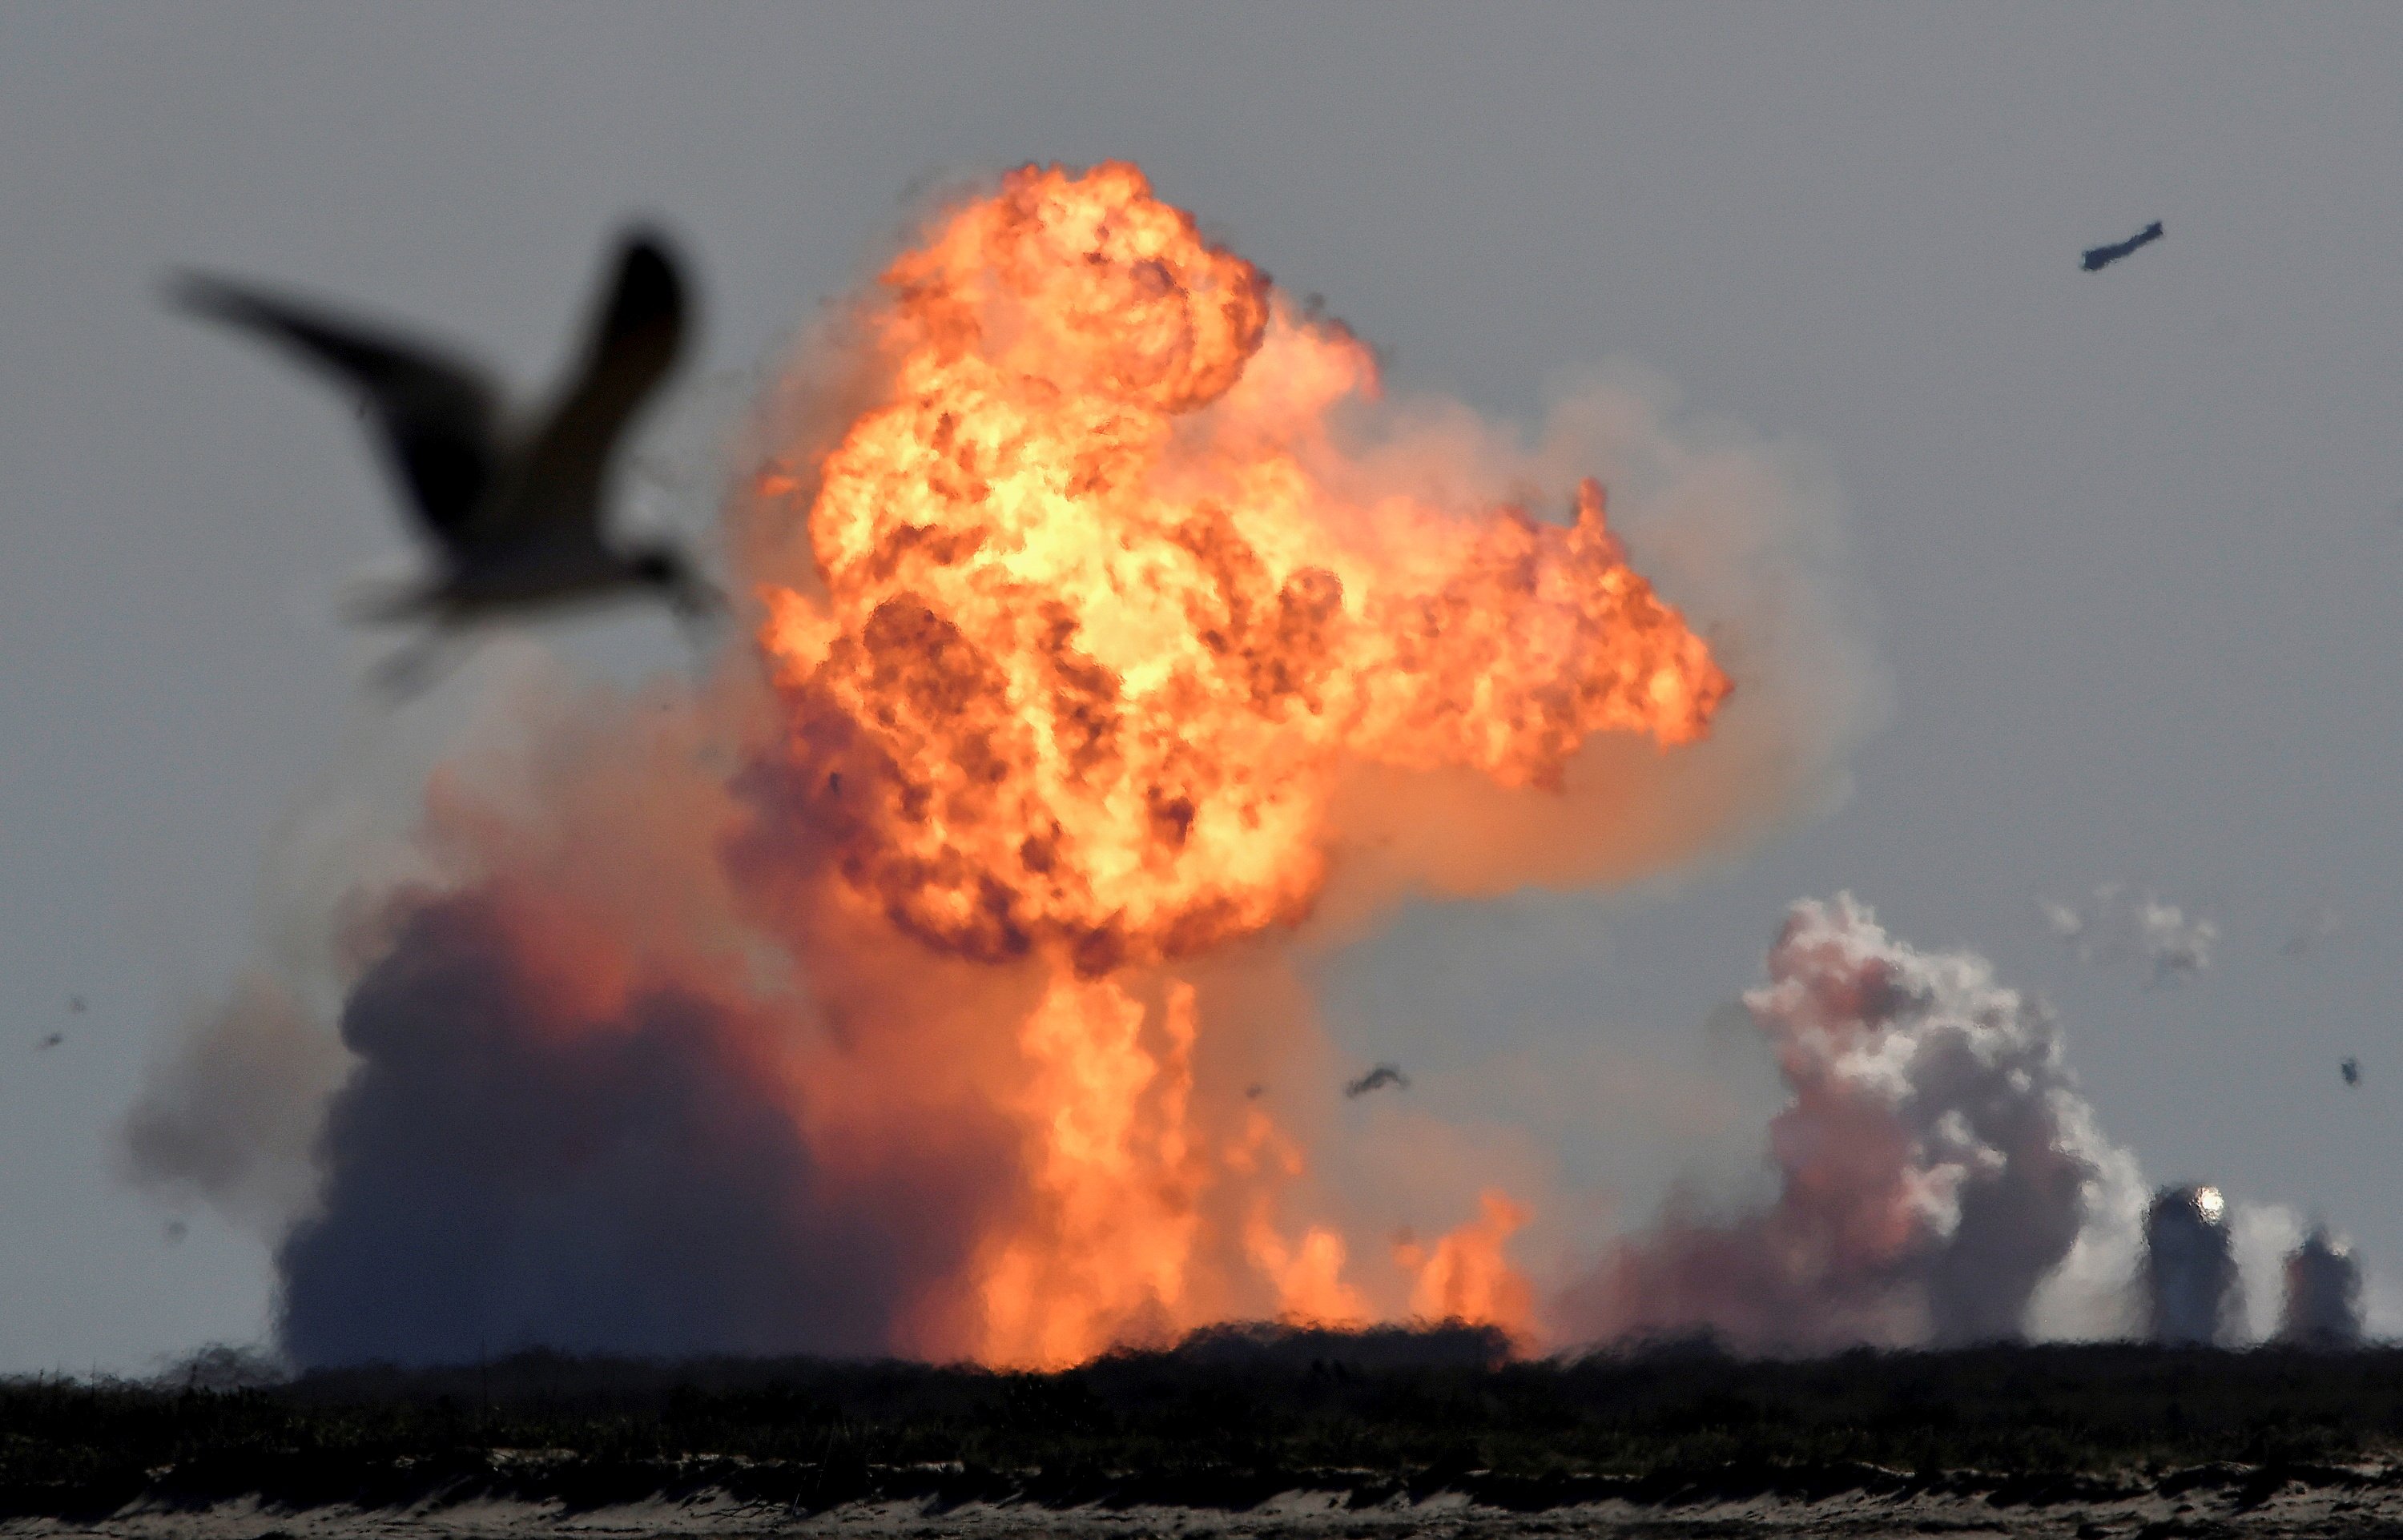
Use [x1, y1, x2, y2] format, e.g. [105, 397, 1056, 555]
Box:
[1559, 894, 2141, 1352]
[2021, 1137, 2145, 1342]
[2039, 883, 2217, 986]
[1554, 895, 2391, 1356]
[2228, 1197, 2302, 1343]
[2361, 1268, 2403, 1341]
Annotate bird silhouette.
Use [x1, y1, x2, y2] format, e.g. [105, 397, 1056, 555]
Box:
[37, 1032, 62, 1051]
[2341, 1055, 2362, 1088]
[172, 229, 718, 690]
[2081, 220, 2164, 272]
[1344, 1063, 1410, 1099]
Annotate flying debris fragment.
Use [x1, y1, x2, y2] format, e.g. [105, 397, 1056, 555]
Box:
[2341, 1056, 2361, 1088]
[1344, 1064, 1410, 1099]
[171, 227, 718, 691]
[36, 1032, 62, 1051]
[2082, 221, 2164, 272]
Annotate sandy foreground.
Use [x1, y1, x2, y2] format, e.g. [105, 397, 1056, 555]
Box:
[14, 1469, 2403, 1540]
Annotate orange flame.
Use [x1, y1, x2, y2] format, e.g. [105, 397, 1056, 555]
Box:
[754, 162, 1728, 1366]
[1397, 1190, 1536, 1337]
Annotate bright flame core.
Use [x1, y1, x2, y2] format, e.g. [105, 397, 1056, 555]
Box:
[754, 162, 1730, 1365]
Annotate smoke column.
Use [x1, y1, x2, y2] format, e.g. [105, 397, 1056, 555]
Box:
[1560, 894, 2138, 1353]
[2280, 1224, 2364, 1348]
[2143, 1184, 2240, 1345]
[129, 162, 1875, 1367]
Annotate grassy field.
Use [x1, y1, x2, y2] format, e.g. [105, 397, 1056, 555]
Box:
[3, 1325, 2399, 1516]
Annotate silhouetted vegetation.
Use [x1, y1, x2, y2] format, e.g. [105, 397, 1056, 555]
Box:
[5, 1326, 2402, 1517]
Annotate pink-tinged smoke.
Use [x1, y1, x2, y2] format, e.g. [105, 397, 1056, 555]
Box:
[1560, 895, 2141, 1353]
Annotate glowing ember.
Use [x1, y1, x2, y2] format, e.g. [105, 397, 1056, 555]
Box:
[743, 162, 1729, 1367]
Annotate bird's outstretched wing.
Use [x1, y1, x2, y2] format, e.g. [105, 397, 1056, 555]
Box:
[171, 275, 501, 550]
[494, 229, 689, 547]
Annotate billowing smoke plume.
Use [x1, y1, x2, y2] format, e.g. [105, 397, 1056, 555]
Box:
[2142, 1184, 2240, 1345]
[2280, 1225, 2364, 1348]
[274, 895, 1003, 1363]
[1560, 895, 2139, 1353]
[2040, 883, 2216, 985]
[129, 163, 1877, 1367]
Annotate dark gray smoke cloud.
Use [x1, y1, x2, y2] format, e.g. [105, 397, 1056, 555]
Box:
[1559, 895, 2135, 1353]
[275, 893, 996, 1366]
[2280, 1224, 2365, 1348]
[2141, 1184, 2240, 1345]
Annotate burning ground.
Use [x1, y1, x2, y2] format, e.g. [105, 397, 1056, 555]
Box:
[131, 159, 1914, 1368]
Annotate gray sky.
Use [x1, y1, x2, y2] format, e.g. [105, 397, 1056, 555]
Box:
[7, 3, 2403, 1370]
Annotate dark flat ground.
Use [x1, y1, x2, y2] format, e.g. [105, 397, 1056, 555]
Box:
[6, 1326, 2403, 1532]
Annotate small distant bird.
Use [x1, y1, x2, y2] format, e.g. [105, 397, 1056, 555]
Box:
[2082, 220, 2164, 272]
[37, 1032, 62, 1051]
[2342, 1056, 2362, 1088]
[172, 229, 718, 688]
[1344, 1063, 1410, 1099]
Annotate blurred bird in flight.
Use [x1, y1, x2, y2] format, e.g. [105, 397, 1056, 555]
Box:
[173, 228, 718, 693]
[1344, 1063, 1410, 1099]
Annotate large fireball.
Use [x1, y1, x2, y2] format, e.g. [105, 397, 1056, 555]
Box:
[168, 161, 1786, 1377]
[763, 162, 1727, 974]
[745, 162, 1728, 1365]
